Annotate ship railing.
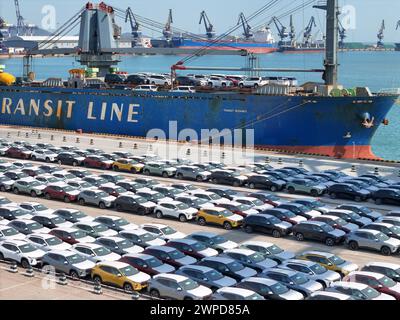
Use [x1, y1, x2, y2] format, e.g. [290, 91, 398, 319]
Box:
[377, 88, 400, 95]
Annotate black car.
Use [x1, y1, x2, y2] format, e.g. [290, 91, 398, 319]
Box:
[323, 210, 371, 227]
[175, 76, 196, 86]
[104, 73, 126, 84]
[56, 152, 83, 166]
[134, 178, 160, 188]
[0, 207, 31, 221]
[292, 221, 346, 246]
[242, 214, 292, 238]
[99, 174, 125, 184]
[236, 278, 297, 300]
[197, 257, 257, 281]
[114, 194, 155, 215]
[38, 165, 60, 174]
[52, 209, 90, 223]
[205, 188, 240, 201]
[246, 174, 285, 192]
[276, 203, 319, 220]
[283, 167, 310, 175]
[247, 192, 281, 207]
[67, 169, 93, 179]
[362, 223, 400, 240]
[336, 204, 382, 221]
[31, 214, 68, 229]
[4, 171, 29, 181]
[209, 170, 248, 187]
[116, 181, 144, 193]
[361, 263, 400, 282]
[124, 74, 147, 85]
[371, 189, 400, 205]
[261, 208, 305, 226]
[327, 183, 370, 202]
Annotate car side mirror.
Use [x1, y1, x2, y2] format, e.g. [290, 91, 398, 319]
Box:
[218, 215, 223, 218]
[64, 261, 68, 265]
[67, 236, 72, 239]
[327, 263, 333, 266]
[309, 272, 313, 275]
[177, 287, 182, 291]
[268, 291, 273, 295]
[289, 281, 294, 285]
[143, 264, 148, 268]
[378, 284, 383, 289]
[117, 274, 122, 277]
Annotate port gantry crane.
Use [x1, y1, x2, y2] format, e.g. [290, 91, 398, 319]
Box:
[268, 17, 288, 46]
[163, 9, 173, 40]
[377, 20, 385, 48]
[338, 20, 346, 49]
[289, 15, 296, 45]
[237, 12, 253, 40]
[199, 10, 215, 39]
[14, 0, 26, 35]
[125, 7, 141, 47]
[303, 16, 317, 47]
[396, 20, 400, 30]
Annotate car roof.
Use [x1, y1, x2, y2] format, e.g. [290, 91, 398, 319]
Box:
[348, 271, 385, 279]
[264, 268, 297, 276]
[331, 281, 368, 290]
[179, 265, 213, 273]
[159, 201, 182, 205]
[95, 215, 123, 221]
[97, 261, 129, 269]
[154, 273, 187, 282]
[73, 242, 102, 249]
[203, 256, 234, 264]
[47, 250, 76, 257]
[311, 291, 352, 300]
[202, 207, 227, 212]
[147, 245, 176, 252]
[365, 262, 400, 269]
[355, 229, 380, 235]
[97, 236, 125, 242]
[120, 229, 148, 236]
[224, 248, 255, 256]
[300, 251, 334, 258]
[189, 231, 218, 238]
[241, 241, 274, 248]
[299, 221, 326, 226]
[283, 259, 316, 267]
[141, 223, 168, 229]
[216, 287, 254, 297]
[242, 277, 278, 286]
[1, 239, 30, 246]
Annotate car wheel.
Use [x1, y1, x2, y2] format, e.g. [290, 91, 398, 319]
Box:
[116, 204, 122, 211]
[155, 211, 163, 219]
[381, 246, 392, 256]
[45, 157, 50, 163]
[150, 289, 160, 299]
[70, 270, 79, 280]
[79, 198, 85, 205]
[99, 202, 106, 209]
[162, 172, 169, 178]
[0, 185, 6, 192]
[144, 169, 150, 176]
[222, 83, 227, 87]
[287, 187, 295, 194]
[113, 166, 119, 171]
[31, 156, 36, 161]
[375, 198, 382, 205]
[123, 283, 134, 293]
[196, 176, 203, 182]
[30, 190, 37, 198]
[64, 196, 71, 203]
[233, 181, 240, 187]
[354, 196, 362, 202]
[208, 82, 213, 87]
[254, 84, 259, 89]
[325, 238, 335, 246]
[317, 280, 327, 289]
[295, 233, 304, 241]
[244, 225, 253, 233]
[0, 252, 4, 261]
[310, 189, 319, 197]
[72, 161, 78, 167]
[272, 229, 282, 238]
[349, 241, 359, 250]
[212, 178, 218, 184]
[223, 222, 233, 230]
[21, 258, 30, 269]
[249, 183, 255, 189]
[130, 167, 137, 174]
[45, 193, 51, 200]
[270, 185, 278, 192]
[177, 173, 184, 180]
[198, 217, 206, 226]
[330, 193, 337, 199]
[184, 297, 194, 300]
[179, 214, 187, 223]
[13, 188, 19, 195]
[93, 275, 102, 284]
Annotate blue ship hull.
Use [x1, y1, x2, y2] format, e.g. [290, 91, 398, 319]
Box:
[0, 86, 398, 159]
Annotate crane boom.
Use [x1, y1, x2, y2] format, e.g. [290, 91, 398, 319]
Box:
[237, 13, 253, 39]
[377, 19, 385, 48]
[163, 9, 173, 40]
[338, 20, 346, 49]
[199, 10, 215, 39]
[396, 20, 400, 30]
[268, 16, 288, 44]
[289, 15, 296, 44]
[125, 7, 141, 46]
[303, 16, 317, 46]
[14, 0, 26, 35]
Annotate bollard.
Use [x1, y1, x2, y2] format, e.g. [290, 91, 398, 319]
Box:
[24, 266, 34, 278]
[7, 132, 10, 138]
[90, 139, 94, 145]
[17, 131, 20, 137]
[25, 132, 29, 138]
[50, 135, 54, 141]
[76, 137, 80, 144]
[38, 133, 41, 139]
[186, 149, 191, 156]
[119, 142, 123, 148]
[133, 143, 138, 150]
[221, 152, 226, 159]
[63, 136, 66, 142]
[93, 282, 103, 295]
[265, 157, 270, 164]
[8, 262, 18, 273]
[57, 273, 68, 285]
[299, 160, 304, 168]
[149, 145, 153, 151]
[278, 158, 283, 165]
[351, 165, 356, 173]
[374, 167, 379, 176]
[131, 292, 140, 300]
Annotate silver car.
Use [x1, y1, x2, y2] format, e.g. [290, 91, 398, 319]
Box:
[346, 229, 400, 255]
[41, 250, 96, 279]
[279, 259, 341, 287]
[175, 166, 211, 182]
[26, 233, 72, 251]
[72, 242, 121, 262]
[212, 287, 265, 300]
[239, 241, 295, 264]
[221, 248, 278, 272]
[77, 190, 116, 209]
[186, 232, 238, 252]
[148, 273, 213, 300]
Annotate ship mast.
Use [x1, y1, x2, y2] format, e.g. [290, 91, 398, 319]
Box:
[315, 0, 339, 87]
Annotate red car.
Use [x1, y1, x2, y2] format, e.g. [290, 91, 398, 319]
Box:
[217, 203, 254, 218]
[248, 192, 281, 207]
[165, 239, 218, 259]
[311, 215, 358, 234]
[5, 147, 32, 159]
[344, 271, 400, 300]
[119, 253, 175, 276]
[49, 227, 93, 244]
[83, 155, 113, 169]
[43, 183, 79, 203]
[22, 168, 45, 177]
[98, 184, 127, 197]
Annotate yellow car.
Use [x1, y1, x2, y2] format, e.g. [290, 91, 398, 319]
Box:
[91, 261, 150, 292]
[296, 251, 359, 276]
[197, 207, 243, 230]
[112, 158, 144, 173]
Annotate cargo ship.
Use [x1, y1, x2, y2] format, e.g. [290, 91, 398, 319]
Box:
[0, 1, 398, 160]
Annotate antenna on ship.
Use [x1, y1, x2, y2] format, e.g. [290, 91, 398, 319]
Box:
[314, 0, 339, 87]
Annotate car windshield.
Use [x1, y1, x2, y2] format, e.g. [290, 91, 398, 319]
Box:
[119, 265, 139, 276]
[194, 198, 208, 205]
[66, 254, 86, 264]
[63, 186, 76, 192]
[97, 192, 109, 198]
[237, 204, 252, 211]
[290, 273, 309, 285]
[171, 189, 183, 195]
[169, 249, 185, 259]
[18, 243, 36, 253]
[211, 236, 227, 244]
[336, 218, 348, 226]
[33, 204, 48, 211]
[267, 245, 284, 254]
[378, 275, 396, 288]
[209, 194, 222, 200]
[220, 210, 234, 217]
[2, 227, 19, 236]
[117, 240, 134, 249]
[29, 222, 44, 230]
[177, 203, 190, 210]
[13, 209, 30, 217]
[249, 253, 265, 263]
[71, 211, 87, 219]
[360, 207, 372, 213]
[114, 219, 129, 227]
[310, 263, 327, 275]
[329, 255, 345, 265]
[191, 242, 207, 251]
[151, 193, 164, 200]
[321, 224, 335, 232]
[348, 212, 361, 220]
[46, 237, 63, 246]
[93, 224, 108, 232]
[161, 227, 177, 235]
[360, 287, 380, 299]
[139, 233, 157, 241]
[115, 187, 126, 193]
[179, 279, 199, 290]
[390, 225, 400, 234]
[246, 293, 264, 300]
[227, 261, 244, 271]
[71, 230, 88, 239]
[93, 246, 112, 256]
[47, 177, 60, 183]
[29, 181, 42, 187]
[50, 217, 66, 225]
[252, 199, 264, 206]
[206, 270, 223, 281]
[376, 232, 390, 241]
[135, 197, 147, 204]
[271, 282, 289, 294]
[268, 217, 282, 224]
[44, 150, 54, 154]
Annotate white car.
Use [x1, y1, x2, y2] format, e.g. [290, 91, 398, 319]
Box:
[19, 202, 54, 215]
[0, 239, 45, 268]
[93, 215, 139, 231]
[133, 85, 158, 92]
[119, 228, 166, 247]
[140, 223, 186, 240]
[147, 74, 172, 86]
[72, 242, 121, 263]
[207, 76, 233, 88]
[154, 201, 198, 222]
[53, 171, 81, 181]
[170, 86, 196, 93]
[0, 174, 15, 191]
[0, 225, 26, 241]
[190, 191, 230, 205]
[327, 281, 395, 300]
[233, 197, 274, 212]
[67, 179, 97, 191]
[26, 233, 72, 251]
[73, 221, 119, 238]
[31, 149, 58, 163]
[213, 287, 264, 300]
[238, 76, 268, 88]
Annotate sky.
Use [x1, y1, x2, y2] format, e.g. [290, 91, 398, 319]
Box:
[0, 0, 399, 42]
